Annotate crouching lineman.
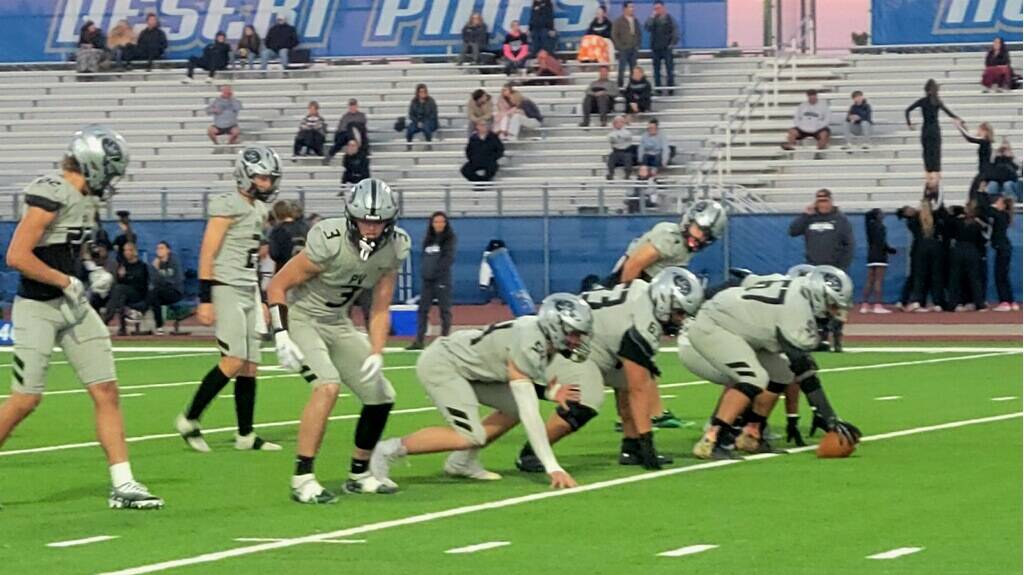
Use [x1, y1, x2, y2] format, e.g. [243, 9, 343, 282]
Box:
[369, 294, 594, 491]
[513, 267, 704, 473]
[687, 265, 862, 460]
[268, 178, 410, 504]
[0, 126, 162, 509]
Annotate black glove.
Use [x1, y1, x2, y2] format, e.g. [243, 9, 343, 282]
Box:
[831, 419, 862, 445]
[637, 432, 662, 470]
[809, 411, 829, 437]
[786, 415, 806, 446]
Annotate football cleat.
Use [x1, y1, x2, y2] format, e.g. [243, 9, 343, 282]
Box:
[234, 433, 282, 452]
[290, 474, 337, 504]
[651, 410, 689, 429]
[109, 481, 164, 510]
[692, 435, 739, 460]
[368, 437, 404, 490]
[735, 432, 779, 454]
[343, 472, 399, 495]
[444, 449, 502, 481]
[174, 413, 211, 452]
[515, 452, 545, 473]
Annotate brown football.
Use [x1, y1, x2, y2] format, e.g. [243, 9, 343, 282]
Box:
[816, 431, 856, 458]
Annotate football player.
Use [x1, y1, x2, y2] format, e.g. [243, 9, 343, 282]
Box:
[175, 146, 282, 453]
[0, 126, 162, 509]
[268, 178, 410, 504]
[369, 294, 594, 491]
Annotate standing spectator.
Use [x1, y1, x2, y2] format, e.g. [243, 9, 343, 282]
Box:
[185, 31, 230, 82]
[782, 89, 831, 156]
[206, 84, 242, 144]
[324, 98, 369, 164]
[612, 2, 642, 88]
[108, 20, 136, 69]
[587, 5, 613, 38]
[843, 90, 873, 150]
[293, 101, 327, 158]
[637, 119, 670, 181]
[408, 212, 457, 350]
[262, 16, 298, 70]
[623, 65, 652, 114]
[342, 140, 371, 184]
[460, 121, 504, 182]
[233, 25, 261, 69]
[502, 21, 530, 75]
[988, 195, 1017, 310]
[906, 79, 962, 191]
[406, 84, 439, 143]
[645, 1, 679, 93]
[947, 201, 988, 312]
[529, 0, 556, 57]
[982, 37, 1013, 92]
[895, 205, 919, 311]
[580, 65, 618, 127]
[103, 242, 150, 336]
[132, 13, 167, 70]
[906, 194, 948, 312]
[987, 140, 1022, 199]
[467, 89, 494, 134]
[860, 208, 897, 313]
[76, 20, 107, 74]
[606, 115, 633, 180]
[147, 241, 184, 335]
[957, 121, 994, 201]
[458, 12, 488, 66]
[268, 200, 309, 271]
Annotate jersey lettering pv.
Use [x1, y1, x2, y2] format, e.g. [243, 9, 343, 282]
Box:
[624, 221, 694, 279]
[208, 191, 269, 287]
[17, 174, 99, 300]
[581, 280, 663, 376]
[697, 273, 820, 353]
[290, 218, 411, 322]
[439, 315, 549, 384]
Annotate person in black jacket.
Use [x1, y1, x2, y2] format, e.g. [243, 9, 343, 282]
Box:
[185, 31, 230, 80]
[268, 200, 309, 271]
[982, 36, 1013, 91]
[406, 84, 439, 142]
[645, 1, 679, 92]
[906, 192, 948, 312]
[586, 5, 612, 38]
[261, 16, 299, 70]
[624, 66, 652, 114]
[408, 212, 457, 350]
[147, 241, 185, 335]
[529, 0, 556, 57]
[458, 12, 488, 65]
[460, 121, 505, 182]
[103, 242, 150, 336]
[988, 195, 1017, 310]
[342, 140, 371, 184]
[132, 13, 167, 70]
[947, 201, 988, 311]
[860, 208, 897, 314]
[987, 140, 1022, 199]
[906, 79, 963, 192]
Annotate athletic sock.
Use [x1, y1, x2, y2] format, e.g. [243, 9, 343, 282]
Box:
[185, 366, 231, 421]
[295, 455, 315, 476]
[234, 376, 256, 436]
[110, 461, 134, 487]
[350, 458, 369, 475]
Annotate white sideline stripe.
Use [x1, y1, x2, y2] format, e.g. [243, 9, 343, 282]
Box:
[874, 396, 902, 401]
[233, 538, 366, 545]
[0, 346, 413, 354]
[867, 547, 924, 560]
[47, 535, 119, 548]
[658, 346, 1021, 354]
[120, 393, 145, 398]
[661, 394, 677, 399]
[657, 544, 719, 557]
[0, 351, 215, 369]
[992, 396, 1018, 401]
[97, 412, 1022, 575]
[444, 541, 511, 554]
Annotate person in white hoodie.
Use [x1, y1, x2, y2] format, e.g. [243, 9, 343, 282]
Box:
[782, 89, 831, 155]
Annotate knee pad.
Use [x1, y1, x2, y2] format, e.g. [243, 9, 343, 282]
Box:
[354, 403, 393, 451]
[799, 375, 823, 394]
[766, 381, 787, 394]
[555, 401, 598, 432]
[735, 382, 762, 401]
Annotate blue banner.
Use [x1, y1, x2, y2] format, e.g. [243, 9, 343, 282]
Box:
[872, 0, 1022, 45]
[0, 0, 725, 64]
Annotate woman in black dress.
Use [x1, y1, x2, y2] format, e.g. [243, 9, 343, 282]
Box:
[957, 121, 994, 202]
[905, 79, 963, 191]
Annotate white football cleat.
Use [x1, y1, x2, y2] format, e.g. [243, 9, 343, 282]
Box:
[367, 437, 405, 492]
[344, 471, 399, 495]
[175, 413, 211, 452]
[290, 474, 337, 504]
[235, 432, 282, 451]
[444, 449, 502, 481]
[109, 481, 163, 510]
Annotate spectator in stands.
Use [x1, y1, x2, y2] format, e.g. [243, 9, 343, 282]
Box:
[257, 240, 275, 296]
[580, 65, 618, 127]
[293, 101, 327, 158]
[645, 1, 679, 93]
[342, 140, 371, 184]
[206, 84, 242, 144]
[325, 98, 369, 164]
[906, 79, 962, 192]
[406, 83, 439, 143]
[185, 31, 230, 82]
[612, 2, 642, 88]
[113, 210, 136, 262]
[895, 205, 918, 311]
[947, 201, 988, 312]
[461, 121, 504, 182]
[408, 212, 457, 350]
[233, 25, 261, 70]
[108, 20, 136, 70]
[132, 13, 167, 70]
[906, 192, 948, 312]
[495, 84, 518, 140]
[843, 90, 873, 150]
[502, 21, 530, 76]
[988, 195, 1017, 311]
[982, 37, 1013, 92]
[262, 16, 299, 70]
[268, 200, 309, 271]
[606, 115, 633, 180]
[529, 0, 557, 57]
[467, 89, 494, 134]
[103, 242, 149, 336]
[587, 5, 612, 38]
[147, 241, 184, 335]
[533, 49, 566, 85]
[783, 89, 831, 156]
[623, 65, 652, 115]
[987, 140, 1022, 199]
[87, 243, 119, 311]
[497, 88, 543, 141]
[77, 20, 108, 74]
[458, 12, 489, 66]
[638, 119, 670, 182]
[578, 5, 613, 64]
[860, 208, 896, 314]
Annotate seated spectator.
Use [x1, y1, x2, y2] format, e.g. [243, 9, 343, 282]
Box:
[342, 140, 371, 184]
[494, 83, 519, 140]
[147, 241, 184, 335]
[185, 31, 230, 81]
[131, 13, 167, 70]
[262, 16, 299, 70]
[496, 87, 542, 141]
[458, 12, 489, 66]
[87, 243, 119, 311]
[467, 89, 494, 134]
[268, 200, 310, 270]
[843, 90, 873, 150]
[293, 101, 327, 158]
[578, 5, 614, 64]
[638, 119, 670, 181]
[102, 242, 149, 336]
[325, 98, 369, 163]
[580, 65, 619, 127]
[782, 89, 831, 154]
[76, 20, 107, 74]
[982, 37, 1013, 92]
[108, 20, 136, 70]
[606, 115, 633, 179]
[461, 121, 505, 182]
[586, 5, 613, 39]
[206, 84, 242, 144]
[988, 140, 1022, 199]
[623, 66, 652, 114]
[233, 25, 261, 69]
[502, 20, 530, 76]
[532, 49, 566, 85]
[406, 83, 439, 143]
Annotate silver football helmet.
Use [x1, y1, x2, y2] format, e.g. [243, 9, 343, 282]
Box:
[787, 263, 816, 278]
[234, 145, 282, 201]
[66, 125, 129, 198]
[346, 178, 399, 261]
[537, 293, 594, 363]
[680, 200, 727, 251]
[649, 267, 704, 335]
[804, 265, 854, 321]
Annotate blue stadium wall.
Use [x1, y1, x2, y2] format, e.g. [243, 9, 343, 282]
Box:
[872, 0, 1022, 45]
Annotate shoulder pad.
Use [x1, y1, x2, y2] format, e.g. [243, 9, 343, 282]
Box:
[208, 192, 245, 218]
[305, 219, 346, 265]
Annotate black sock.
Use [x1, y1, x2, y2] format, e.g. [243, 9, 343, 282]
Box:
[185, 366, 231, 421]
[295, 455, 315, 475]
[519, 442, 535, 458]
[234, 376, 256, 436]
[620, 437, 639, 453]
[350, 458, 369, 475]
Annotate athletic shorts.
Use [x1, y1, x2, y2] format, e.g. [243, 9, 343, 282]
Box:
[213, 284, 262, 363]
[11, 296, 115, 394]
[212, 125, 237, 136]
[288, 312, 395, 405]
[685, 314, 794, 390]
[794, 127, 830, 139]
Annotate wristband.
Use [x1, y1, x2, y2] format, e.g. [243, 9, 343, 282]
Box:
[269, 303, 288, 332]
[198, 279, 214, 303]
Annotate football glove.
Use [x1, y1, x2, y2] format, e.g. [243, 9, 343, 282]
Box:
[637, 432, 662, 470]
[809, 411, 829, 437]
[831, 419, 862, 445]
[274, 331, 305, 372]
[785, 414, 806, 446]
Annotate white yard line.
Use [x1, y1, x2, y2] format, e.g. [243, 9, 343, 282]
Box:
[444, 541, 511, 554]
[657, 544, 718, 557]
[120, 393, 145, 398]
[867, 547, 924, 560]
[874, 396, 902, 401]
[0, 352, 215, 369]
[97, 412, 1021, 575]
[233, 538, 366, 544]
[658, 346, 1020, 354]
[0, 346, 414, 354]
[47, 535, 119, 548]
[992, 396, 1019, 402]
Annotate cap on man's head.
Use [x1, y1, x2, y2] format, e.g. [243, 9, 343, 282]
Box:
[815, 188, 832, 200]
[348, 98, 358, 106]
[806, 89, 818, 96]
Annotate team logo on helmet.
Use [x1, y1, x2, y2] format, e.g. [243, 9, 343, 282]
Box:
[101, 137, 123, 160]
[823, 273, 842, 291]
[554, 299, 579, 318]
[243, 149, 261, 163]
[674, 275, 692, 294]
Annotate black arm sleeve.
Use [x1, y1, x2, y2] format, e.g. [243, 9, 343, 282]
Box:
[618, 327, 660, 377]
[776, 327, 817, 378]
